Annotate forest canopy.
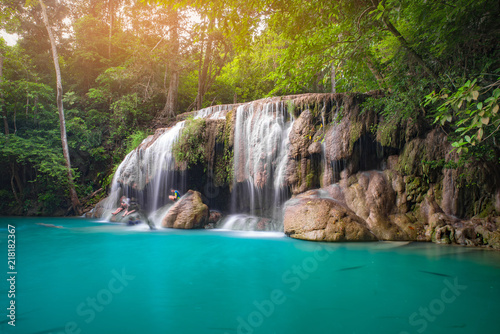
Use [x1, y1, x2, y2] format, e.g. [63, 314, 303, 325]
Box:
[0, 0, 499, 215]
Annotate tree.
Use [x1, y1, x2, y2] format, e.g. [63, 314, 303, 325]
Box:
[38, 0, 81, 214]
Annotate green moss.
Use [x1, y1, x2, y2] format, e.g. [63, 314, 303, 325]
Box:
[404, 176, 429, 207]
[478, 200, 495, 218]
[172, 117, 207, 168]
[214, 110, 235, 186]
[376, 121, 398, 147]
[434, 181, 443, 203]
[349, 122, 363, 153]
[397, 140, 427, 176]
[305, 166, 315, 188]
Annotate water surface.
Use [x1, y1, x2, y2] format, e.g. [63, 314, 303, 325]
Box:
[1, 217, 499, 334]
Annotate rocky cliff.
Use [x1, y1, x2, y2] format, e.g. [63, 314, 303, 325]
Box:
[99, 93, 500, 248]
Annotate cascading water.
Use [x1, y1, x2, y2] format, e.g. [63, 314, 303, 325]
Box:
[218, 99, 294, 231]
[107, 97, 303, 231]
[193, 104, 232, 120]
[104, 104, 235, 225]
[105, 121, 185, 216]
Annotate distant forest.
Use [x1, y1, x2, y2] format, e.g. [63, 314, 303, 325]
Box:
[0, 0, 498, 215]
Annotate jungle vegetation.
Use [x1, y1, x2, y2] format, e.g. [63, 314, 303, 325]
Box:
[0, 0, 498, 215]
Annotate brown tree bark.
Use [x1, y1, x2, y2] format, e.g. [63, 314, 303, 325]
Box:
[160, 9, 179, 119]
[331, 62, 336, 93]
[1, 54, 8, 136]
[39, 0, 82, 215]
[195, 18, 215, 111]
[196, 35, 213, 110]
[108, 0, 113, 59]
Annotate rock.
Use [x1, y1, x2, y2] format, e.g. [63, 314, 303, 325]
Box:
[424, 212, 458, 242]
[485, 231, 500, 249]
[322, 184, 345, 204]
[283, 196, 377, 242]
[85, 198, 107, 218]
[495, 189, 500, 214]
[386, 155, 399, 170]
[307, 141, 322, 155]
[208, 210, 223, 224]
[418, 195, 444, 226]
[161, 190, 209, 229]
[454, 224, 480, 246]
[289, 110, 315, 159]
[389, 214, 426, 241]
[366, 213, 409, 241]
[434, 225, 455, 244]
[256, 217, 272, 231]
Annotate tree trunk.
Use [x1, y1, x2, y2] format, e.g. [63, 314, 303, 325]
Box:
[39, 0, 81, 215]
[331, 62, 336, 93]
[164, 71, 179, 116]
[160, 9, 179, 119]
[381, 15, 441, 86]
[108, 0, 113, 59]
[364, 56, 386, 89]
[1, 54, 8, 136]
[195, 19, 215, 111]
[10, 169, 20, 204]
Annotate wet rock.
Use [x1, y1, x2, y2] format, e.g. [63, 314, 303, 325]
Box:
[85, 198, 107, 218]
[418, 195, 444, 226]
[283, 196, 377, 242]
[208, 210, 223, 224]
[434, 225, 455, 244]
[307, 141, 322, 155]
[289, 110, 315, 159]
[389, 214, 426, 241]
[454, 224, 481, 246]
[161, 190, 209, 229]
[424, 212, 458, 242]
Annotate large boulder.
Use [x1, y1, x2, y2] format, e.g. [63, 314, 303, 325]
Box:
[161, 190, 209, 229]
[283, 195, 377, 242]
[85, 198, 107, 218]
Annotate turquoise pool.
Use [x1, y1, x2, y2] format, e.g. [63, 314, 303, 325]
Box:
[1, 217, 500, 334]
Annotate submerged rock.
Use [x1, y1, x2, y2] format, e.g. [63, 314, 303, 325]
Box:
[161, 190, 209, 229]
[283, 195, 377, 242]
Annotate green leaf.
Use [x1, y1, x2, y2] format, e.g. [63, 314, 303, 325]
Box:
[477, 102, 483, 110]
[477, 128, 484, 141]
[494, 89, 500, 99]
[465, 135, 471, 143]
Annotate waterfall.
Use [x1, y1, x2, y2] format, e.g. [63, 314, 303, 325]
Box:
[193, 105, 232, 120]
[231, 99, 294, 221]
[106, 96, 309, 231]
[106, 121, 185, 215]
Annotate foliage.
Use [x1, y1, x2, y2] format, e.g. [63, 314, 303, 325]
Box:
[425, 78, 500, 155]
[172, 117, 207, 167]
[125, 130, 151, 154]
[214, 110, 234, 186]
[1, 0, 499, 213]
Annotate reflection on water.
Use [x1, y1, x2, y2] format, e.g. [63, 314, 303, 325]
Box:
[1, 217, 499, 334]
